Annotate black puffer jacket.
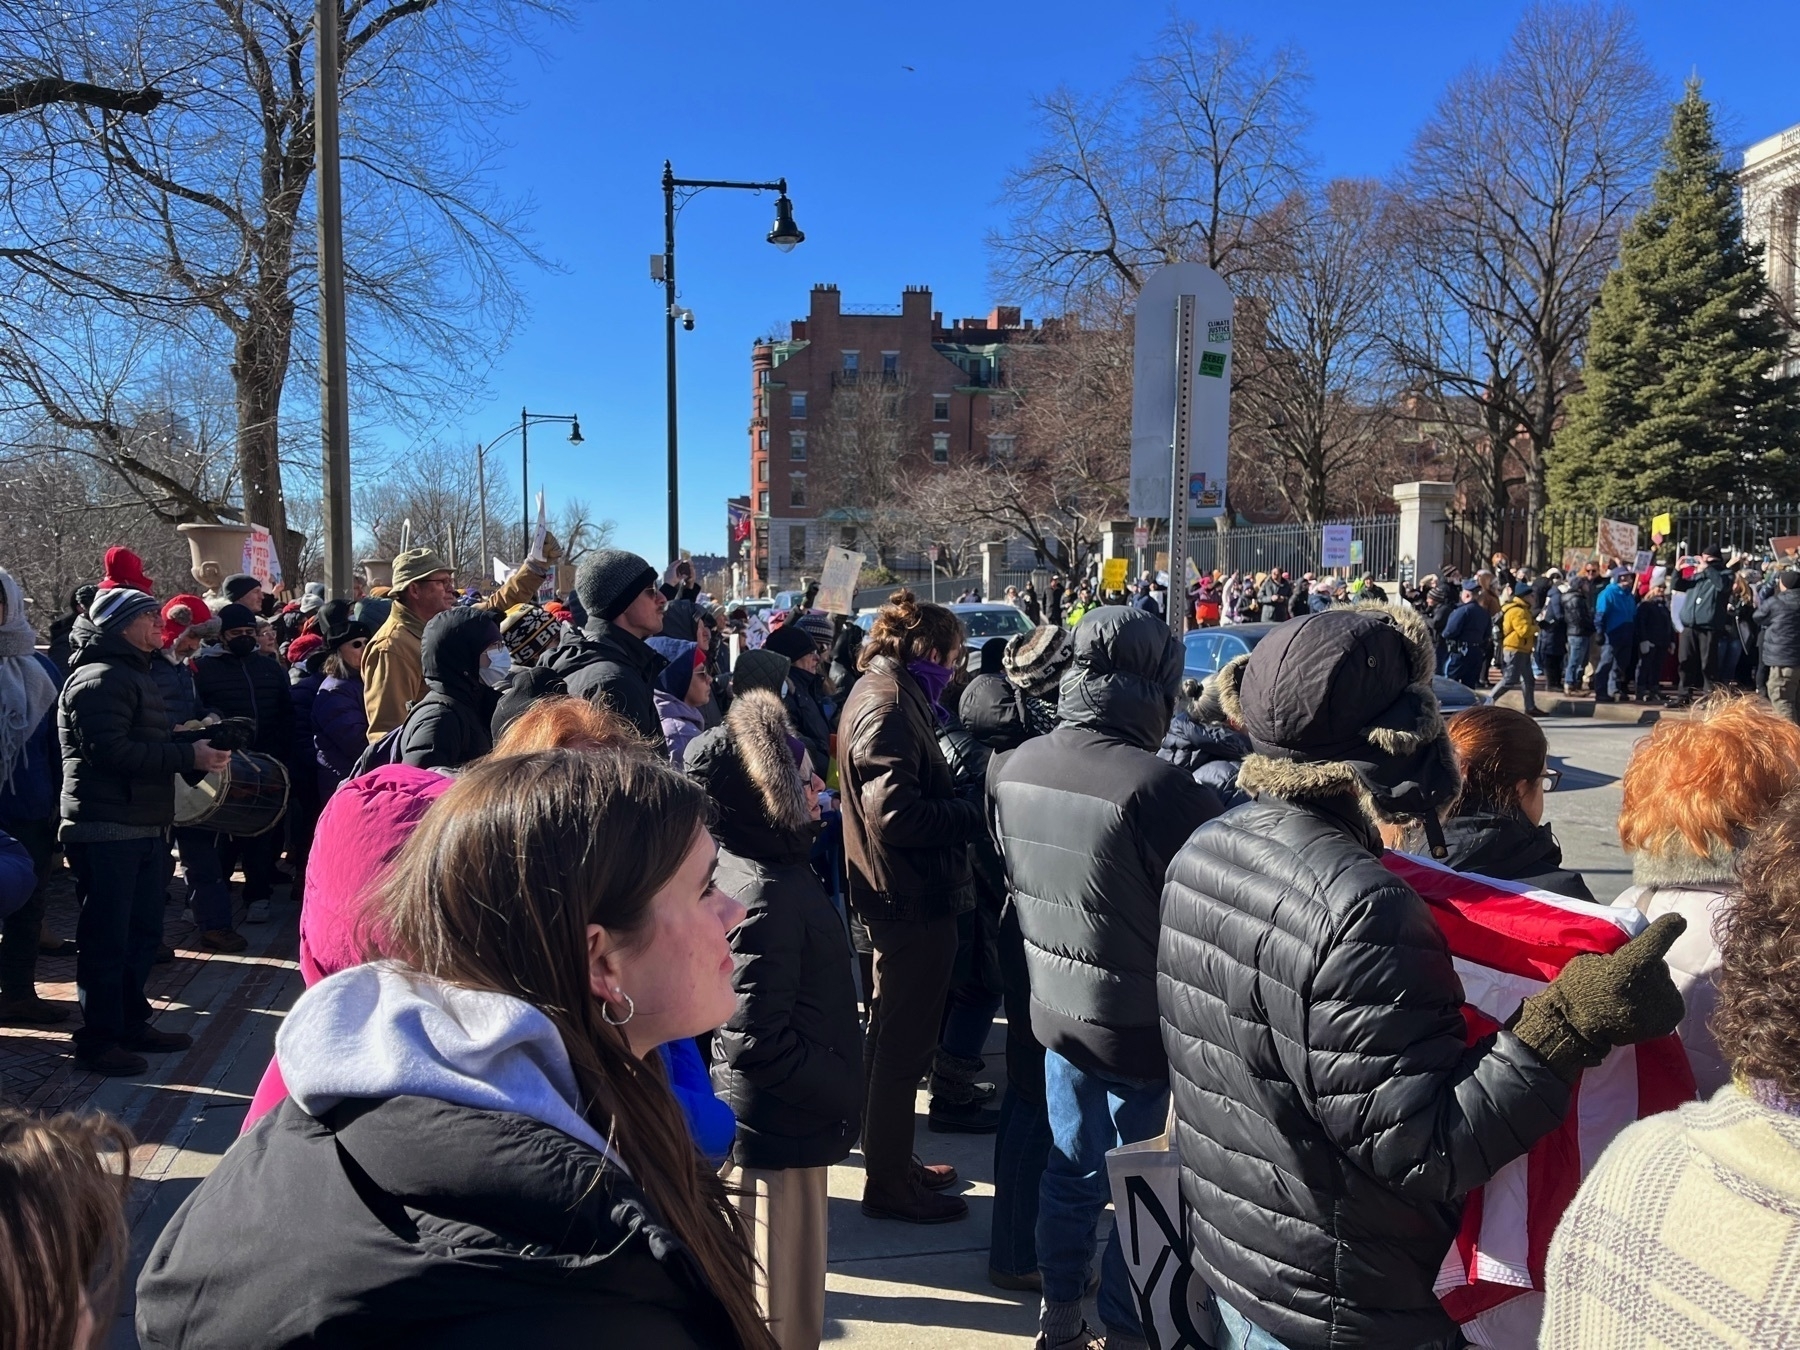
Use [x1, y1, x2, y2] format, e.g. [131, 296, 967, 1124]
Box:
[57, 621, 199, 830]
[1758, 586, 1800, 667]
[545, 621, 668, 752]
[1158, 711, 1249, 809]
[989, 607, 1221, 1080]
[956, 672, 1037, 751]
[1438, 809, 1594, 902]
[1158, 792, 1571, 1349]
[693, 691, 863, 1171]
[136, 1095, 737, 1349]
[193, 644, 292, 758]
[398, 608, 500, 772]
[782, 663, 835, 775]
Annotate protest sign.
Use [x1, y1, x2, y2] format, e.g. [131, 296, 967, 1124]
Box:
[1596, 517, 1638, 563]
[243, 526, 281, 591]
[1101, 557, 1130, 593]
[813, 546, 865, 615]
[1321, 524, 1352, 569]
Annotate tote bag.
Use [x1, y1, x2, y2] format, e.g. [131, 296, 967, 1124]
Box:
[1105, 1112, 1216, 1350]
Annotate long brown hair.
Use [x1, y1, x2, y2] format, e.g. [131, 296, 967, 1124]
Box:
[858, 587, 963, 669]
[374, 750, 773, 1349]
[0, 1108, 135, 1350]
[1446, 705, 1547, 818]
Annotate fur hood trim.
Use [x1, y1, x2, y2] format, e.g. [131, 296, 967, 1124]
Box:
[1629, 837, 1743, 890]
[723, 689, 810, 834]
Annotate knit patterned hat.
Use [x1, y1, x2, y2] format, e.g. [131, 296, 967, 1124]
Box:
[500, 603, 564, 667]
[89, 587, 158, 634]
[1004, 624, 1073, 699]
[575, 549, 657, 623]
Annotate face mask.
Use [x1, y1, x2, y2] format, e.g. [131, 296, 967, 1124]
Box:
[226, 635, 257, 657]
[480, 645, 512, 688]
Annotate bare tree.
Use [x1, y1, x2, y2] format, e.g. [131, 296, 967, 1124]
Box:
[355, 448, 511, 589]
[806, 373, 922, 570]
[1389, 2, 1664, 532]
[554, 497, 617, 567]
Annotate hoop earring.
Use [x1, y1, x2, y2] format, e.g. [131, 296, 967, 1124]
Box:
[601, 992, 635, 1027]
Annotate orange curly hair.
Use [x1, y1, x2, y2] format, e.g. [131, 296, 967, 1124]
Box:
[1619, 692, 1800, 859]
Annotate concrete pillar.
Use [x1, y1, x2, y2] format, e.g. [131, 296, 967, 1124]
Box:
[1392, 481, 1457, 582]
[1100, 519, 1136, 564]
[980, 540, 1006, 599]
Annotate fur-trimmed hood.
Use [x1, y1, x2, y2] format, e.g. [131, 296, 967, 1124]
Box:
[684, 688, 814, 863]
[1214, 601, 1459, 834]
[1628, 837, 1743, 891]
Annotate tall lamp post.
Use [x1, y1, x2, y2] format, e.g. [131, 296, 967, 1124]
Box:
[659, 161, 803, 564]
[316, 0, 353, 597]
[474, 409, 583, 567]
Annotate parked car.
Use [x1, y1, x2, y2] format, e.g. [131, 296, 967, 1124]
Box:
[854, 602, 1036, 670]
[1184, 623, 1479, 712]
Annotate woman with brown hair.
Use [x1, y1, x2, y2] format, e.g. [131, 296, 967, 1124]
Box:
[138, 750, 774, 1349]
[1436, 704, 1593, 901]
[1540, 793, 1800, 1347]
[840, 589, 986, 1225]
[1616, 691, 1800, 1094]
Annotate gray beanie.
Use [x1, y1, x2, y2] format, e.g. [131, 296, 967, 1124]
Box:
[89, 587, 158, 633]
[222, 573, 262, 602]
[732, 648, 791, 696]
[576, 549, 657, 623]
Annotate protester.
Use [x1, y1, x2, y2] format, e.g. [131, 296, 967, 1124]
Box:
[646, 635, 710, 769]
[1757, 569, 1800, 723]
[732, 647, 791, 700]
[219, 572, 261, 614]
[1632, 579, 1677, 703]
[498, 601, 563, 669]
[1671, 545, 1733, 691]
[138, 750, 773, 1349]
[59, 590, 230, 1075]
[1158, 602, 1686, 1349]
[689, 689, 862, 1350]
[1534, 567, 1568, 692]
[1615, 692, 1800, 1096]
[310, 608, 369, 797]
[1591, 568, 1639, 702]
[193, 601, 293, 923]
[546, 548, 671, 751]
[395, 608, 504, 772]
[1158, 677, 1252, 808]
[0, 566, 67, 1022]
[1559, 568, 1596, 692]
[282, 631, 327, 890]
[989, 607, 1222, 1350]
[99, 546, 155, 596]
[955, 638, 1039, 751]
[46, 584, 94, 678]
[1442, 580, 1492, 687]
[1432, 704, 1593, 900]
[839, 589, 985, 1224]
[362, 545, 550, 741]
[0, 1106, 136, 1350]
[1541, 794, 1800, 1347]
[1487, 580, 1543, 713]
[762, 623, 834, 772]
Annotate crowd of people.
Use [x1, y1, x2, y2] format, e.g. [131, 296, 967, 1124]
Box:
[7, 538, 1800, 1349]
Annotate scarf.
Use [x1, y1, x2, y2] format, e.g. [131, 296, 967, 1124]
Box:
[906, 658, 954, 726]
[0, 568, 58, 793]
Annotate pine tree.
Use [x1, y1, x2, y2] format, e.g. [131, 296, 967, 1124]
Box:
[1549, 79, 1800, 510]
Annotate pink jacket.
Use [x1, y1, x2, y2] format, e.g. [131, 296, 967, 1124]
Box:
[244, 766, 454, 1129]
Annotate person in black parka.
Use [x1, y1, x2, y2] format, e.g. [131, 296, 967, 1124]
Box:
[691, 689, 861, 1348]
[397, 607, 502, 772]
[545, 550, 670, 754]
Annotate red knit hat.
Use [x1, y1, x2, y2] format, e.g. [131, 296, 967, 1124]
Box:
[101, 546, 154, 596]
[286, 633, 325, 668]
[160, 593, 215, 648]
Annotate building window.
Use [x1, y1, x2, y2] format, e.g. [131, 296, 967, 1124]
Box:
[882, 351, 899, 375]
[933, 395, 950, 422]
[758, 490, 769, 513]
[841, 350, 859, 373]
[790, 431, 807, 460]
[790, 391, 807, 419]
[789, 525, 808, 564]
[758, 368, 770, 386]
[757, 459, 769, 483]
[989, 434, 1016, 462]
[839, 526, 858, 549]
[932, 433, 950, 464]
[758, 429, 769, 451]
[789, 473, 807, 507]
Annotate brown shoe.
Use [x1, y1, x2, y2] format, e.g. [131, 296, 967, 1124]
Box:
[912, 1156, 958, 1191]
[0, 996, 70, 1025]
[199, 928, 249, 953]
[861, 1178, 968, 1224]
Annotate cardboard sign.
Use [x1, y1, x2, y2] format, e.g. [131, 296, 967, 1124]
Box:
[1321, 524, 1353, 569]
[1101, 557, 1130, 593]
[1561, 546, 1595, 574]
[1596, 517, 1639, 563]
[1633, 550, 1653, 573]
[1348, 539, 1366, 566]
[1772, 535, 1800, 561]
[243, 526, 281, 591]
[813, 545, 865, 615]
[1651, 512, 1673, 543]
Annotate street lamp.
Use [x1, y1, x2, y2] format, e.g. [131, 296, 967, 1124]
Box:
[660, 160, 803, 564]
[475, 408, 582, 564]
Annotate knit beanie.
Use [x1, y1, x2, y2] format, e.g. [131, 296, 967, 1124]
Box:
[499, 603, 564, 667]
[299, 581, 326, 614]
[795, 612, 835, 651]
[89, 587, 158, 634]
[100, 546, 154, 595]
[646, 637, 701, 698]
[160, 594, 217, 648]
[286, 633, 325, 668]
[576, 549, 658, 624]
[732, 648, 790, 696]
[223, 573, 262, 603]
[762, 624, 817, 663]
[390, 549, 452, 594]
[215, 603, 258, 632]
[1004, 624, 1074, 699]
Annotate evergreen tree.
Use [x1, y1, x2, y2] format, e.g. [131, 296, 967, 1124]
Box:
[1549, 79, 1800, 510]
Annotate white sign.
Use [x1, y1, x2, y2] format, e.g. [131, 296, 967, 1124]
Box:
[1129, 263, 1233, 522]
[1321, 524, 1353, 569]
[492, 557, 512, 585]
[530, 490, 548, 565]
[1133, 525, 1150, 551]
[814, 545, 866, 616]
[926, 544, 940, 563]
[243, 525, 282, 591]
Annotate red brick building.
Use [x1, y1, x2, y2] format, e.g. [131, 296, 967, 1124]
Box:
[746, 284, 1035, 590]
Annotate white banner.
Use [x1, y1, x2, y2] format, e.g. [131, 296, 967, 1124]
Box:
[1129, 263, 1233, 523]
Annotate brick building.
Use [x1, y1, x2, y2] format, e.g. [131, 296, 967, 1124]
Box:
[746, 284, 1036, 590]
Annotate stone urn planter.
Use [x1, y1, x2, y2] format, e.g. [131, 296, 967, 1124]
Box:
[177, 523, 254, 598]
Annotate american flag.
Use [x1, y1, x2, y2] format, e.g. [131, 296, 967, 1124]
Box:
[1380, 852, 1697, 1347]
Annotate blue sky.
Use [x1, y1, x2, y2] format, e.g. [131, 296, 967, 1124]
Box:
[421, 0, 1799, 566]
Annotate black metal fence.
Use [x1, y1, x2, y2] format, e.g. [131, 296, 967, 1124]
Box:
[1446, 503, 1800, 576]
[1191, 515, 1400, 581]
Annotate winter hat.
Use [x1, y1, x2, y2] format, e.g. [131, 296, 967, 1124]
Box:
[1215, 603, 1460, 851]
[646, 637, 702, 699]
[1781, 571, 1800, 591]
[350, 597, 391, 633]
[1461, 579, 1479, 597]
[215, 602, 258, 633]
[762, 624, 817, 664]
[299, 581, 326, 614]
[100, 546, 154, 595]
[287, 633, 325, 668]
[499, 603, 563, 667]
[390, 548, 452, 594]
[576, 549, 658, 624]
[1003, 624, 1074, 699]
[222, 573, 262, 603]
[732, 648, 791, 697]
[159, 594, 217, 648]
[977, 637, 1007, 676]
[1512, 581, 1532, 598]
[795, 612, 836, 651]
[88, 587, 158, 634]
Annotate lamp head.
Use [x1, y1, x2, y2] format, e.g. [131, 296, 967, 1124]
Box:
[767, 194, 804, 252]
[567, 417, 583, 445]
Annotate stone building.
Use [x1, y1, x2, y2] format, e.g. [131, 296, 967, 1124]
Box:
[1742, 119, 1800, 377]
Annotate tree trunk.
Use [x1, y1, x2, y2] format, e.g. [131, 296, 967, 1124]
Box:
[231, 292, 298, 588]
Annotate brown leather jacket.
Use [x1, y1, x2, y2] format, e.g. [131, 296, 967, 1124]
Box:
[838, 655, 981, 923]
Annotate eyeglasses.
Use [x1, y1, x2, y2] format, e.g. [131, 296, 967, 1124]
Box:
[1539, 768, 1562, 793]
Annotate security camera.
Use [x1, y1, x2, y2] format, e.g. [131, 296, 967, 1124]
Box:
[682, 309, 695, 332]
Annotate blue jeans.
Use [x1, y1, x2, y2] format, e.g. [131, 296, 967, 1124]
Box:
[990, 1085, 1052, 1278]
[1214, 1295, 1293, 1349]
[68, 836, 168, 1050]
[1592, 634, 1631, 697]
[1563, 635, 1592, 690]
[1037, 1050, 1169, 1338]
[174, 828, 233, 931]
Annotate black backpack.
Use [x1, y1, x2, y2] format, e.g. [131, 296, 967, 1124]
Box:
[347, 692, 457, 781]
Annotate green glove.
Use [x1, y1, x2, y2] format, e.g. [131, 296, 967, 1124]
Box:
[1511, 912, 1689, 1083]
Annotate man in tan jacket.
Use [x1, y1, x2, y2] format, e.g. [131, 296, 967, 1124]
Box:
[362, 544, 556, 741]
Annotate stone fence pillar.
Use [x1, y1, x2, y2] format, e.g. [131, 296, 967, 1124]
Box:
[1392, 481, 1457, 581]
[980, 541, 1007, 599]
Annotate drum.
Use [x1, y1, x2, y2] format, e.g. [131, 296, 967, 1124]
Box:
[174, 750, 290, 837]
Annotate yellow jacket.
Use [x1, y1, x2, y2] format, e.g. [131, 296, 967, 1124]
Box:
[1499, 596, 1538, 653]
[362, 562, 548, 741]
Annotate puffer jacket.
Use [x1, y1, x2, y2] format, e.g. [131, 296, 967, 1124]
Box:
[545, 621, 668, 753]
[1498, 595, 1538, 652]
[148, 650, 206, 728]
[1757, 586, 1800, 667]
[311, 675, 367, 797]
[1438, 809, 1594, 902]
[1158, 712, 1249, 809]
[398, 609, 500, 772]
[838, 654, 983, 924]
[57, 621, 199, 830]
[990, 607, 1222, 1080]
[654, 690, 706, 769]
[193, 644, 292, 758]
[693, 691, 863, 1171]
[1158, 791, 1571, 1349]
